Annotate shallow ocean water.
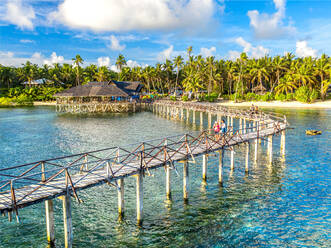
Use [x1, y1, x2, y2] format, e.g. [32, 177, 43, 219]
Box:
[0, 106, 330, 247]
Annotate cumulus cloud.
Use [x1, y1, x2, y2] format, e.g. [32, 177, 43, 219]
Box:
[108, 35, 126, 51]
[1, 0, 35, 30]
[44, 52, 64, 66]
[296, 41, 317, 57]
[49, 0, 215, 32]
[228, 37, 269, 59]
[97, 56, 110, 67]
[247, 0, 295, 39]
[0, 51, 67, 67]
[158, 45, 174, 61]
[20, 39, 35, 43]
[200, 46, 216, 57]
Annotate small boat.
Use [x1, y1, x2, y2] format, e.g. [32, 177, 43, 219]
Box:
[306, 130, 322, 135]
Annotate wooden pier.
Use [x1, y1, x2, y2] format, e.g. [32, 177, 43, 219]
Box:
[0, 101, 288, 247]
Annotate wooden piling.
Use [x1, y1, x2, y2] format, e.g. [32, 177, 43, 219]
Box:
[200, 112, 203, 127]
[136, 173, 143, 225]
[192, 110, 196, 125]
[62, 193, 73, 248]
[202, 154, 207, 181]
[208, 113, 212, 129]
[268, 135, 273, 164]
[239, 118, 242, 134]
[280, 130, 286, 157]
[243, 119, 247, 134]
[254, 138, 258, 163]
[45, 199, 55, 245]
[166, 164, 171, 200]
[186, 109, 190, 123]
[245, 142, 250, 173]
[183, 160, 188, 202]
[230, 149, 234, 171]
[117, 178, 124, 218]
[218, 150, 223, 186]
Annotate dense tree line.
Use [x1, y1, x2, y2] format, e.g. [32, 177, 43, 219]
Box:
[1, 49, 331, 103]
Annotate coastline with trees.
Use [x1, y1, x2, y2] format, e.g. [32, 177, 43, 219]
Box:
[1, 50, 331, 108]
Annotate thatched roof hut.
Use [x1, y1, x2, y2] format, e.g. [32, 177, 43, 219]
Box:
[54, 81, 143, 98]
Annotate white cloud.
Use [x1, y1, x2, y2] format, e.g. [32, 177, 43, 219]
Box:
[1, 0, 35, 30]
[0, 51, 68, 67]
[200, 46, 216, 57]
[43, 52, 64, 66]
[110, 65, 119, 72]
[296, 41, 317, 57]
[247, 0, 295, 39]
[126, 60, 148, 68]
[49, 0, 215, 32]
[97, 56, 110, 67]
[20, 39, 35, 43]
[228, 50, 241, 61]
[158, 45, 174, 61]
[228, 37, 269, 59]
[108, 35, 126, 51]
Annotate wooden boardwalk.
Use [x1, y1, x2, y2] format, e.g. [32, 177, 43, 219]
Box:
[0, 116, 286, 214]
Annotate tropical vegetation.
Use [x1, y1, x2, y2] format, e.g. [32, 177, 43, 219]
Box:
[1, 50, 331, 106]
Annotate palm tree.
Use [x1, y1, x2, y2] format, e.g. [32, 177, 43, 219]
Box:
[72, 54, 84, 86]
[275, 74, 297, 95]
[249, 59, 270, 92]
[115, 54, 126, 79]
[314, 54, 330, 99]
[173, 55, 184, 95]
[95, 66, 109, 82]
[187, 46, 193, 59]
[271, 56, 288, 93]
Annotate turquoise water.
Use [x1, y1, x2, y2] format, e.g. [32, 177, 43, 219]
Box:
[0, 106, 330, 247]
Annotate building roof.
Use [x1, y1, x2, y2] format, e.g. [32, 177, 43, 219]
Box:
[23, 79, 46, 85]
[54, 80, 143, 97]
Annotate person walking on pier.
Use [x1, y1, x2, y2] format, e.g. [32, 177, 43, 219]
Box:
[220, 120, 227, 135]
[213, 120, 220, 141]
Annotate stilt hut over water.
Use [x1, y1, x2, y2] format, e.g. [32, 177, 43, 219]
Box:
[54, 81, 144, 113]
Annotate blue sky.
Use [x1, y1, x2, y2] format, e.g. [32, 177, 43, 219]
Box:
[0, 0, 330, 69]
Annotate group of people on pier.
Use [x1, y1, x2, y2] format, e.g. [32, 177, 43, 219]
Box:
[213, 119, 227, 140]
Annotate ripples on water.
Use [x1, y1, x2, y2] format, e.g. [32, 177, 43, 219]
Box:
[0, 106, 330, 247]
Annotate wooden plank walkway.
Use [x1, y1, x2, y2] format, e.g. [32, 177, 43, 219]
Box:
[0, 119, 286, 213]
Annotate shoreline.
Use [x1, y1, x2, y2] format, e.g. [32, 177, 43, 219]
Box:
[30, 100, 331, 109]
[215, 100, 331, 109]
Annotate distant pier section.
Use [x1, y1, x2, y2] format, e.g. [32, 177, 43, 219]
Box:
[54, 80, 144, 113]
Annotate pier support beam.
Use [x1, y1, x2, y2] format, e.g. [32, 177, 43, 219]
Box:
[192, 110, 196, 125]
[202, 154, 207, 181]
[62, 193, 73, 248]
[181, 108, 184, 120]
[200, 112, 203, 127]
[166, 164, 171, 200]
[183, 160, 189, 202]
[243, 119, 247, 134]
[186, 109, 190, 123]
[117, 178, 124, 219]
[136, 173, 143, 225]
[245, 142, 250, 173]
[208, 113, 212, 129]
[218, 150, 223, 186]
[45, 199, 55, 246]
[230, 148, 234, 171]
[268, 135, 273, 164]
[254, 138, 258, 163]
[280, 130, 286, 157]
[239, 118, 242, 134]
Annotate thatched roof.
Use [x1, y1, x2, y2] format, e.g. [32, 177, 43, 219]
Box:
[54, 81, 142, 97]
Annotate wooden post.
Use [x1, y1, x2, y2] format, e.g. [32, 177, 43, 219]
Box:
[186, 108, 190, 123]
[230, 148, 234, 171]
[218, 150, 223, 186]
[243, 119, 247, 134]
[230, 117, 233, 134]
[202, 154, 207, 181]
[268, 135, 273, 164]
[245, 142, 250, 173]
[166, 164, 171, 200]
[62, 193, 73, 248]
[136, 173, 143, 225]
[200, 112, 203, 127]
[192, 110, 196, 125]
[280, 130, 286, 157]
[117, 178, 124, 219]
[181, 108, 184, 120]
[239, 118, 242, 134]
[45, 199, 55, 245]
[183, 160, 189, 202]
[227, 116, 230, 128]
[254, 138, 258, 163]
[208, 113, 212, 129]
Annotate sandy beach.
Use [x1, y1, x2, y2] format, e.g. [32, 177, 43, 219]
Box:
[33, 101, 56, 106]
[216, 100, 331, 109]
